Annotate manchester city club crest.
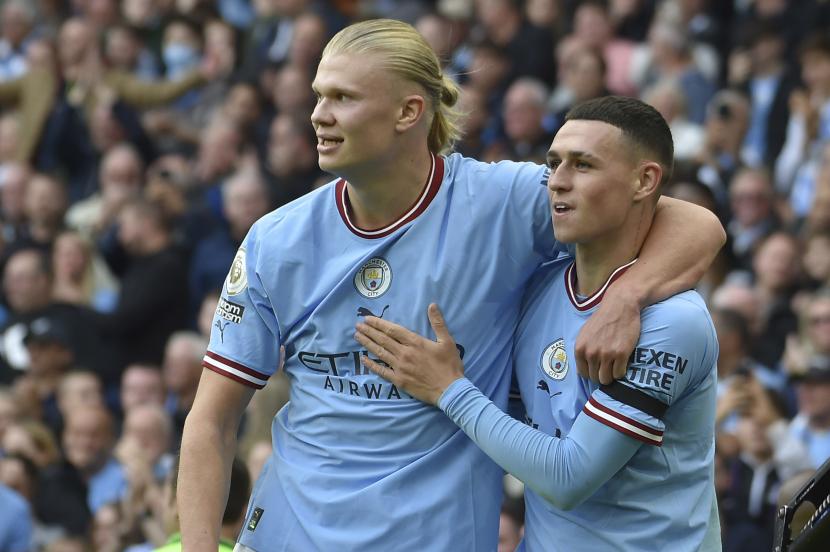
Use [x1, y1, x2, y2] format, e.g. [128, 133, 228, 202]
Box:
[541, 338, 569, 380]
[354, 257, 392, 298]
[226, 247, 248, 296]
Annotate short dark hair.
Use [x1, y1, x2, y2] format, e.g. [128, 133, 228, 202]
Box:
[800, 33, 830, 60]
[565, 96, 674, 187]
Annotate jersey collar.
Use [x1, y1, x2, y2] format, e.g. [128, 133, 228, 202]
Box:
[335, 153, 444, 239]
[565, 258, 638, 311]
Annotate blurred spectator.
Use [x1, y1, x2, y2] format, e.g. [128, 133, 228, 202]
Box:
[802, 231, 830, 290]
[491, 77, 553, 163]
[455, 85, 491, 159]
[7, 172, 69, 255]
[0, 482, 32, 552]
[66, 143, 145, 240]
[271, 63, 315, 117]
[787, 358, 830, 470]
[696, 89, 751, 197]
[120, 364, 166, 416]
[93, 198, 189, 372]
[475, 0, 555, 85]
[155, 455, 249, 551]
[288, 11, 328, 72]
[57, 371, 105, 422]
[571, 0, 637, 96]
[36, 406, 126, 535]
[0, 0, 35, 82]
[162, 331, 207, 443]
[51, 230, 120, 313]
[727, 168, 779, 270]
[775, 34, 830, 220]
[189, 164, 270, 309]
[264, 112, 321, 207]
[640, 20, 715, 124]
[103, 23, 159, 81]
[0, 249, 56, 380]
[1, 419, 60, 469]
[747, 232, 801, 367]
[19, 315, 80, 431]
[643, 78, 705, 161]
[730, 19, 797, 170]
[712, 308, 785, 398]
[0, 452, 37, 503]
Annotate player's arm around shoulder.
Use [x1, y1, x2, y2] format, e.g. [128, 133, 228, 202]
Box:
[178, 360, 257, 550]
[584, 292, 716, 442]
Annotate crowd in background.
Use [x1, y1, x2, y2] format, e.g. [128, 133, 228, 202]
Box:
[0, 0, 828, 551]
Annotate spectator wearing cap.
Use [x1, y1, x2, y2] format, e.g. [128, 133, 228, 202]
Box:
[787, 357, 830, 469]
[20, 314, 77, 434]
[0, 482, 32, 552]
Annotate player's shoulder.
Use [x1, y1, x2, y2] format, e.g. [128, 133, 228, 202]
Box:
[640, 290, 716, 355]
[643, 290, 713, 330]
[444, 153, 547, 191]
[248, 179, 337, 240]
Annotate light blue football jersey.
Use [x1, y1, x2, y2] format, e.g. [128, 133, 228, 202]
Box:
[514, 257, 720, 551]
[203, 153, 557, 551]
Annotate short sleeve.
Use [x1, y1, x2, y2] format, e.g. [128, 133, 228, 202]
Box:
[202, 223, 281, 389]
[583, 294, 717, 446]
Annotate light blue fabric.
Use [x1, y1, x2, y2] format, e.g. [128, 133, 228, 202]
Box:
[205, 153, 560, 551]
[439, 259, 720, 551]
[0, 484, 32, 552]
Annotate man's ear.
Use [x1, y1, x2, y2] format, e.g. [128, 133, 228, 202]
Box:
[633, 161, 662, 202]
[396, 94, 427, 132]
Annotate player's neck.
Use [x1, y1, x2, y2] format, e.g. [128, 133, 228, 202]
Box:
[344, 146, 433, 230]
[573, 207, 651, 296]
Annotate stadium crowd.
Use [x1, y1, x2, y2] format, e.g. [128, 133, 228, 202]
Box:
[0, 0, 827, 550]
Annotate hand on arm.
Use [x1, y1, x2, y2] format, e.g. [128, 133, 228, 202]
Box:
[355, 304, 464, 406]
[576, 196, 725, 384]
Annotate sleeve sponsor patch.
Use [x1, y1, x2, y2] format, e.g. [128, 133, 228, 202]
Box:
[216, 297, 245, 323]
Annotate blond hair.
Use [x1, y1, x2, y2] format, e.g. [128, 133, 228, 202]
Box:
[322, 18, 462, 155]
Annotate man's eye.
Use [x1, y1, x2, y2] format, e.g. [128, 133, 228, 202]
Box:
[575, 161, 591, 169]
[548, 161, 560, 170]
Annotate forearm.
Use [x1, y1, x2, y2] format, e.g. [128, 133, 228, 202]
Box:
[439, 379, 637, 509]
[621, 196, 725, 307]
[178, 413, 239, 549]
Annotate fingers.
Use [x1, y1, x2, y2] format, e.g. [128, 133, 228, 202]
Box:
[279, 345, 286, 371]
[427, 303, 453, 344]
[354, 329, 397, 366]
[361, 356, 397, 384]
[362, 316, 419, 345]
[356, 321, 403, 358]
